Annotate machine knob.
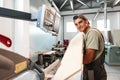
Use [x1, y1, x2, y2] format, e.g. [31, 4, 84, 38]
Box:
[0, 34, 12, 47]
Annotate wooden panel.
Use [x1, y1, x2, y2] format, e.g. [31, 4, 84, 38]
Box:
[52, 32, 84, 80]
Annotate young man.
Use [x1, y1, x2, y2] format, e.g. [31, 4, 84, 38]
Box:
[73, 14, 107, 80]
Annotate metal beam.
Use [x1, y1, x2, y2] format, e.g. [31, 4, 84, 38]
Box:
[93, 7, 102, 20]
[113, 0, 120, 6]
[104, 0, 107, 28]
[60, 0, 68, 9]
[49, 0, 60, 12]
[70, 0, 74, 10]
[60, 6, 120, 16]
[76, 0, 89, 7]
[0, 7, 36, 21]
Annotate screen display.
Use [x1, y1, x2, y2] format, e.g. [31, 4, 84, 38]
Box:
[37, 5, 61, 35]
[54, 12, 61, 34]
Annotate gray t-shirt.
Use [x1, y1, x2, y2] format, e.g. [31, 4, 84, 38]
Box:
[84, 28, 104, 60]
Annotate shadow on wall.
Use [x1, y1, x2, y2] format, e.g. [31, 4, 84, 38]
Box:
[30, 27, 57, 51]
[30, 26, 57, 62]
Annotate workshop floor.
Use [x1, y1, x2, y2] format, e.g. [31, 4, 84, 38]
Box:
[41, 62, 120, 80]
[105, 63, 120, 80]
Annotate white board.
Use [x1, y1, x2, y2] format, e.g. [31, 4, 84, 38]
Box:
[52, 32, 84, 80]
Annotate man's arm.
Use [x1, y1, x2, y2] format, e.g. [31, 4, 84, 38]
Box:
[83, 49, 95, 64]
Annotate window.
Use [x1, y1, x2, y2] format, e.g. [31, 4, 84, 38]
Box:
[66, 22, 77, 32]
[97, 19, 110, 31]
[0, 0, 3, 7]
[66, 20, 92, 32]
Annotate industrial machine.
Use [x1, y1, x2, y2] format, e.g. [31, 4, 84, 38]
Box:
[0, 4, 61, 80]
[0, 48, 44, 80]
[105, 45, 120, 65]
[104, 30, 120, 65]
[0, 34, 44, 80]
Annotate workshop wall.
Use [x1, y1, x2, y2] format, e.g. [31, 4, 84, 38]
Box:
[63, 11, 120, 41]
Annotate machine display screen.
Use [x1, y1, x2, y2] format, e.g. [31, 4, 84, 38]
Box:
[54, 12, 61, 34]
[37, 5, 61, 35]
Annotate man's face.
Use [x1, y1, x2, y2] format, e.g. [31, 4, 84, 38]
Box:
[74, 18, 88, 32]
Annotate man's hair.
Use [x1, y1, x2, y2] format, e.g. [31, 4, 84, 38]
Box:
[73, 14, 90, 24]
[73, 14, 87, 21]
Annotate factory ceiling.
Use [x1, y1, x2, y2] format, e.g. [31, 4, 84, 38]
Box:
[48, 0, 120, 12]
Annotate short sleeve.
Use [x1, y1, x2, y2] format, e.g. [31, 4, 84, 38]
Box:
[85, 30, 99, 50]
